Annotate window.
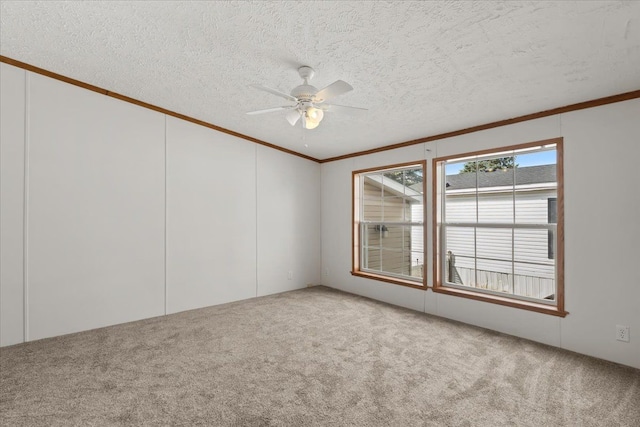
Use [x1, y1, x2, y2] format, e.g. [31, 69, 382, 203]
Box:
[434, 139, 566, 316]
[352, 162, 426, 289]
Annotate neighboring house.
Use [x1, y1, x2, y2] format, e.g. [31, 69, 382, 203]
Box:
[444, 164, 557, 299]
[361, 177, 424, 279]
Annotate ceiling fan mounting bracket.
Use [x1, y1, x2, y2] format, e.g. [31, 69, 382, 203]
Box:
[298, 66, 315, 82]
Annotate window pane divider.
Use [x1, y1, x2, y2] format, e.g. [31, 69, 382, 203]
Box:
[360, 268, 422, 283]
[444, 222, 556, 230]
[362, 221, 423, 225]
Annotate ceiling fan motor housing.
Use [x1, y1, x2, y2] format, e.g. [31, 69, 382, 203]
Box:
[291, 66, 318, 100]
[290, 84, 318, 100]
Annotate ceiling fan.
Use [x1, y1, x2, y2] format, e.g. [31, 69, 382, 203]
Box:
[247, 66, 366, 129]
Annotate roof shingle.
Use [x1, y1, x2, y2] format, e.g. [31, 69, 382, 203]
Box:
[446, 164, 556, 190]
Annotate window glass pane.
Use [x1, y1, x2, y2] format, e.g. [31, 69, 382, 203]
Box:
[381, 248, 409, 276]
[381, 196, 405, 221]
[444, 226, 476, 286]
[383, 171, 405, 187]
[409, 225, 424, 279]
[383, 225, 414, 279]
[445, 226, 475, 258]
[407, 196, 422, 223]
[547, 198, 558, 258]
[476, 228, 512, 261]
[404, 169, 424, 195]
[444, 161, 477, 223]
[379, 225, 407, 251]
[363, 223, 382, 246]
[478, 192, 514, 223]
[514, 229, 554, 265]
[475, 156, 515, 174]
[362, 175, 383, 199]
[362, 246, 381, 272]
[513, 227, 556, 301]
[445, 193, 476, 222]
[446, 252, 475, 286]
[361, 224, 422, 281]
[513, 262, 555, 301]
[514, 190, 556, 224]
[477, 158, 514, 223]
[475, 259, 513, 294]
[382, 168, 424, 193]
[362, 175, 382, 221]
[514, 150, 557, 224]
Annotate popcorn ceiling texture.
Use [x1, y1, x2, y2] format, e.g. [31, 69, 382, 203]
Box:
[1, 1, 639, 159]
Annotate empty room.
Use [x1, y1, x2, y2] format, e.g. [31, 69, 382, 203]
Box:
[1, 1, 639, 425]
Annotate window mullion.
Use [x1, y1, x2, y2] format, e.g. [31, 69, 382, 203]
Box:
[474, 162, 478, 288]
[512, 155, 516, 295]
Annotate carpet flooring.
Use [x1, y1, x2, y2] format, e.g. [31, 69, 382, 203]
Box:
[1, 286, 639, 426]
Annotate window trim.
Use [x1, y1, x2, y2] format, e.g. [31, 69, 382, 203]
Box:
[432, 138, 567, 317]
[352, 160, 428, 290]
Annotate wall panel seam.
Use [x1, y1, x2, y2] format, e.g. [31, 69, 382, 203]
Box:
[23, 71, 30, 341]
[164, 114, 168, 316]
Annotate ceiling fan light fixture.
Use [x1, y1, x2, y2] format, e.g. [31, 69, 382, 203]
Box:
[306, 107, 324, 123]
[303, 106, 324, 129]
[302, 119, 320, 129]
[303, 118, 320, 130]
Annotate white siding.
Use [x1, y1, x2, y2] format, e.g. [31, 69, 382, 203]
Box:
[445, 189, 556, 224]
[443, 188, 556, 299]
[445, 189, 555, 272]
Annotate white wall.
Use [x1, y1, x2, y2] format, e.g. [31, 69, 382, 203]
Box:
[0, 63, 25, 346]
[0, 62, 321, 345]
[560, 101, 640, 368]
[26, 73, 166, 340]
[256, 146, 321, 296]
[166, 117, 257, 314]
[321, 102, 640, 369]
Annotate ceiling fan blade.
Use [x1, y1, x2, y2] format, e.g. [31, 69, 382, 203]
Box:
[286, 109, 301, 126]
[314, 80, 353, 102]
[250, 84, 297, 102]
[321, 103, 368, 113]
[246, 106, 295, 115]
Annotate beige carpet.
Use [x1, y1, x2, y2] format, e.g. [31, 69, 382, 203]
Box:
[1, 286, 639, 426]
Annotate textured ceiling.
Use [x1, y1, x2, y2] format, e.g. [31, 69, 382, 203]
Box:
[1, 1, 639, 160]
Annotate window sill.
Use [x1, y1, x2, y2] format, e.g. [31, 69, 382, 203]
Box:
[351, 271, 426, 290]
[433, 285, 568, 317]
